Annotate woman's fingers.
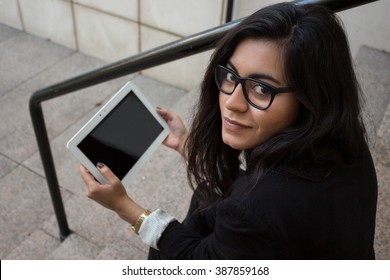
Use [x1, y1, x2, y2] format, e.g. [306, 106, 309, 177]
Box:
[156, 107, 172, 121]
[96, 162, 119, 184]
[80, 164, 98, 186]
[156, 107, 189, 158]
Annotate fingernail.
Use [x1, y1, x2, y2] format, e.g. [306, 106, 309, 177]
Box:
[97, 162, 105, 169]
[156, 106, 162, 109]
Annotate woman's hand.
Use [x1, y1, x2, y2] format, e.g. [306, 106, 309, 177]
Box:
[80, 163, 144, 225]
[157, 107, 189, 159]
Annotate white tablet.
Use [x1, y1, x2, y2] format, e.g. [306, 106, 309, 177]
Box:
[67, 81, 169, 186]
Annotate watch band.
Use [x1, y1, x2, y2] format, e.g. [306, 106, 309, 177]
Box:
[132, 209, 151, 235]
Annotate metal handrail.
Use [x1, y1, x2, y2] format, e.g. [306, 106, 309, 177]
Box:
[225, 0, 235, 23]
[29, 0, 378, 240]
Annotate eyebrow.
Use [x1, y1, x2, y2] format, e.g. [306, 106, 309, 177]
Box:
[227, 61, 281, 85]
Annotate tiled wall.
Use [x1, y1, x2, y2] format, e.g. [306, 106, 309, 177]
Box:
[1, 0, 389, 90]
[0, 0, 226, 90]
[337, 1, 390, 57]
[233, 0, 390, 57]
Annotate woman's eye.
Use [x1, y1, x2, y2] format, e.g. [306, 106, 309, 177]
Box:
[226, 72, 235, 82]
[254, 84, 271, 95]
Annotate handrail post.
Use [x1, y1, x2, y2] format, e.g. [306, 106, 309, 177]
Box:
[29, 98, 71, 240]
[225, 0, 234, 22]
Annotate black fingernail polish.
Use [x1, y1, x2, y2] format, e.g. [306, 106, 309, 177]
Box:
[97, 162, 104, 168]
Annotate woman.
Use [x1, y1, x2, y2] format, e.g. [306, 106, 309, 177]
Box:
[80, 2, 378, 259]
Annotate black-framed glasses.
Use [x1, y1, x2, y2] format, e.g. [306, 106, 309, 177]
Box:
[214, 65, 294, 110]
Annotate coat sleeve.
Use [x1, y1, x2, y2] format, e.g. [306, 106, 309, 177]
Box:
[156, 197, 279, 259]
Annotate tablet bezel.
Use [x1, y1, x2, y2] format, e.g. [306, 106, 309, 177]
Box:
[66, 81, 170, 186]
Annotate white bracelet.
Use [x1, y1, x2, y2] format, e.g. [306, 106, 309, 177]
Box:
[138, 209, 177, 250]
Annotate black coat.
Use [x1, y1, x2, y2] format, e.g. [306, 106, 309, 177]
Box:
[148, 151, 378, 259]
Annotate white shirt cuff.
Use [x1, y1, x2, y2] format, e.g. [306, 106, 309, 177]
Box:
[138, 209, 177, 250]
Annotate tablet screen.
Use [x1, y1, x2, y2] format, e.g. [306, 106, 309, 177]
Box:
[77, 91, 164, 180]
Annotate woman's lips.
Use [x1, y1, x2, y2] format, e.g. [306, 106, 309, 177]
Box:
[223, 117, 251, 130]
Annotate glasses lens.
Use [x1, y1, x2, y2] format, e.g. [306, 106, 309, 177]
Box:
[215, 66, 276, 110]
[245, 80, 273, 109]
[215, 67, 237, 94]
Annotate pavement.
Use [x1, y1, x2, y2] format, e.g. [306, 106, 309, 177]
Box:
[0, 23, 389, 260]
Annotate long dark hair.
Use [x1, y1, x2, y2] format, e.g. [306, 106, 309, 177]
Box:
[186, 3, 367, 208]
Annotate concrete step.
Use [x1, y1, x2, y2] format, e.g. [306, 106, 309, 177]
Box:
[373, 101, 390, 260]
[355, 45, 390, 144]
[355, 46, 390, 260]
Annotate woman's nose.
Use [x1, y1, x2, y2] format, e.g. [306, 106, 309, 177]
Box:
[224, 83, 249, 112]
